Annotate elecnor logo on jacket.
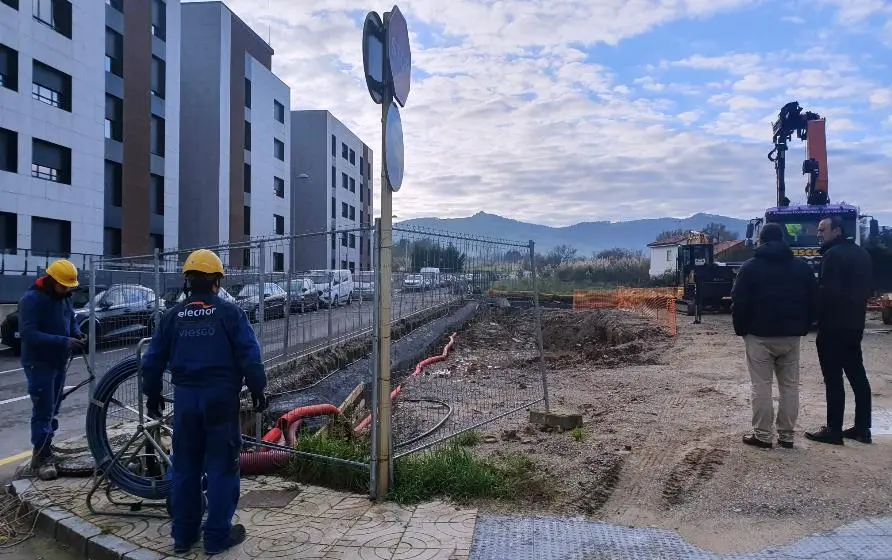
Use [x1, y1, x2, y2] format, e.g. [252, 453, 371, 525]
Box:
[178, 302, 217, 318]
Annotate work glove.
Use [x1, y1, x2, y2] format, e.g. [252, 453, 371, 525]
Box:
[146, 396, 164, 420]
[67, 337, 85, 350]
[252, 392, 268, 413]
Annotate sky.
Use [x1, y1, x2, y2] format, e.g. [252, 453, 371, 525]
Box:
[219, 0, 892, 227]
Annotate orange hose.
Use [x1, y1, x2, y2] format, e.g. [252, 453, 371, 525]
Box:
[260, 403, 342, 449]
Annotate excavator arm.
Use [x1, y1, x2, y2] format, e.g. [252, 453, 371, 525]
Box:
[767, 101, 829, 207]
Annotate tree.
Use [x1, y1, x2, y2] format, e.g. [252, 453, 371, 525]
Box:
[656, 229, 688, 242]
[595, 248, 643, 260]
[409, 239, 466, 272]
[545, 244, 577, 266]
[701, 222, 739, 243]
[504, 249, 524, 263]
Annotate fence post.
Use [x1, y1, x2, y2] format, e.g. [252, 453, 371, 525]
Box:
[369, 223, 381, 499]
[88, 256, 97, 394]
[529, 240, 550, 413]
[374, 213, 393, 498]
[153, 248, 161, 331]
[282, 241, 293, 357]
[327, 268, 334, 348]
[257, 242, 265, 356]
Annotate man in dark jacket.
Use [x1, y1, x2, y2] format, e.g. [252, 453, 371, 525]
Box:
[731, 223, 818, 449]
[18, 259, 85, 480]
[805, 216, 874, 445]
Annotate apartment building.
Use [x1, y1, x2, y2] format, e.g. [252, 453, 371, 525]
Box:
[290, 110, 373, 273]
[0, 0, 181, 272]
[178, 1, 291, 272]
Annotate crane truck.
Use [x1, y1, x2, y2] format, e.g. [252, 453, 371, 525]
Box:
[744, 101, 878, 280]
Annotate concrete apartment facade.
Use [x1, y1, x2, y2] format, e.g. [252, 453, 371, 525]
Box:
[0, 0, 181, 275]
[178, 1, 291, 272]
[290, 110, 373, 273]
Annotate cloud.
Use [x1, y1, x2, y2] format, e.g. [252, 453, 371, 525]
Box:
[217, 0, 892, 227]
[869, 89, 892, 107]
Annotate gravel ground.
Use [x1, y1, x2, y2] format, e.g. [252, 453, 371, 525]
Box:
[422, 306, 892, 555]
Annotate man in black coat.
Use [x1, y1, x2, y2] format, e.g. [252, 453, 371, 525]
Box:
[805, 216, 874, 445]
[731, 223, 818, 449]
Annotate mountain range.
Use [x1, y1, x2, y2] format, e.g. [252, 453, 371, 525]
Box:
[394, 212, 749, 256]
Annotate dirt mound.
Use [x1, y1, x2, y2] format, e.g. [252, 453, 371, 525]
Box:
[540, 309, 671, 368]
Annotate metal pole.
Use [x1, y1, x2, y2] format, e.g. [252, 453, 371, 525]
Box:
[153, 249, 161, 330]
[87, 257, 97, 395]
[376, 99, 394, 498]
[327, 267, 334, 348]
[529, 240, 549, 413]
[368, 223, 381, 498]
[283, 243, 293, 357]
[257, 242, 266, 356]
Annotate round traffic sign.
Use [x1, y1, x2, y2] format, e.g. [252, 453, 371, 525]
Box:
[362, 12, 386, 104]
[386, 6, 411, 107]
[384, 101, 404, 191]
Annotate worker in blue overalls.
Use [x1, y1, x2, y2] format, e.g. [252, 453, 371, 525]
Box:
[141, 249, 268, 556]
[18, 259, 85, 481]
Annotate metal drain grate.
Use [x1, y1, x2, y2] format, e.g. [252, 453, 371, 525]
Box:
[239, 489, 301, 509]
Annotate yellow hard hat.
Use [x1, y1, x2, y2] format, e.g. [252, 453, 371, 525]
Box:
[46, 259, 79, 288]
[182, 249, 225, 276]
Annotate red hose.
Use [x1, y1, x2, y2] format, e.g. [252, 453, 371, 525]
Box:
[261, 403, 342, 446]
[354, 332, 457, 432]
[239, 450, 292, 475]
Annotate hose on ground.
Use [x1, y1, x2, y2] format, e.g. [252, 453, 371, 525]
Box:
[393, 398, 453, 449]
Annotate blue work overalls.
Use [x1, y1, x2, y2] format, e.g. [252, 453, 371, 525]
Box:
[141, 292, 266, 550]
[18, 279, 79, 453]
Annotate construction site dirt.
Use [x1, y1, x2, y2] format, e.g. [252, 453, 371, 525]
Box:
[411, 306, 892, 555]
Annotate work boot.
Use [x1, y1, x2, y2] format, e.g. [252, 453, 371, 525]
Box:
[174, 535, 200, 554]
[842, 427, 872, 444]
[205, 524, 246, 555]
[30, 449, 58, 481]
[804, 426, 844, 446]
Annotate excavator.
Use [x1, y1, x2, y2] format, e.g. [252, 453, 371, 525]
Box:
[675, 231, 735, 319]
[745, 101, 878, 279]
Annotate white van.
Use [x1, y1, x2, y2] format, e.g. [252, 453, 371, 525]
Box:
[420, 267, 442, 288]
[305, 269, 354, 307]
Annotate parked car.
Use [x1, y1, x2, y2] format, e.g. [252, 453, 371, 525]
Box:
[304, 270, 354, 307]
[1, 284, 108, 356]
[403, 273, 426, 292]
[74, 284, 164, 349]
[236, 282, 287, 322]
[354, 270, 376, 300]
[174, 286, 237, 304]
[277, 278, 322, 313]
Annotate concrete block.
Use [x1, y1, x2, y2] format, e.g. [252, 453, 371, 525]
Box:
[55, 515, 102, 557]
[529, 410, 583, 431]
[88, 533, 141, 560]
[123, 548, 167, 560]
[34, 506, 75, 537]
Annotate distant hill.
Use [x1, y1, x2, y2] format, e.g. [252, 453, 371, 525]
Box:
[395, 211, 749, 255]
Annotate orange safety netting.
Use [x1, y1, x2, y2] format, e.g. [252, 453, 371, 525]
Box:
[572, 288, 679, 336]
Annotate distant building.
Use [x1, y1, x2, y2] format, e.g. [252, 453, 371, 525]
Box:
[289, 110, 373, 273]
[178, 1, 290, 271]
[647, 235, 686, 277]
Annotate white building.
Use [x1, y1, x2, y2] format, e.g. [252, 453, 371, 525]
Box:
[290, 110, 374, 272]
[179, 1, 291, 271]
[647, 237, 682, 277]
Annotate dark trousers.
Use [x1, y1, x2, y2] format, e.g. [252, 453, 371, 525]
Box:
[24, 365, 66, 451]
[170, 385, 241, 549]
[816, 329, 871, 434]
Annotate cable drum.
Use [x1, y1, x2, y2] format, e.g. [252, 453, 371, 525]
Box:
[85, 355, 174, 501]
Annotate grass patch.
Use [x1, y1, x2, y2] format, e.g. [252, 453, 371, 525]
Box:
[284, 432, 370, 493]
[454, 430, 480, 447]
[389, 443, 551, 505]
[571, 427, 585, 442]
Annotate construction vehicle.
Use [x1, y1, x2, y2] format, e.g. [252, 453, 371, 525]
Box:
[745, 101, 878, 278]
[676, 231, 736, 317]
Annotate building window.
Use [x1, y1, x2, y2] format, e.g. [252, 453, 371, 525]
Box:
[150, 233, 163, 252]
[330, 233, 335, 250]
[341, 259, 347, 269]
[0, 211, 16, 255]
[341, 142, 348, 160]
[272, 252, 284, 272]
[274, 100, 284, 123]
[103, 227, 121, 257]
[331, 258, 335, 269]
[32, 216, 70, 256]
[348, 261, 355, 273]
[341, 202, 348, 218]
[243, 163, 251, 193]
[0, 127, 17, 173]
[360, 211, 364, 226]
[32, 60, 71, 111]
[330, 166, 336, 190]
[274, 176, 284, 198]
[105, 0, 123, 11]
[367, 161, 371, 177]
[31, 138, 70, 184]
[341, 232, 347, 247]
[666, 250, 671, 261]
[274, 139, 284, 160]
[331, 197, 336, 219]
[360, 156, 364, 176]
[331, 134, 336, 157]
[243, 206, 250, 236]
[360, 186, 364, 202]
[341, 172, 347, 190]
[105, 28, 123, 77]
[150, 116, 165, 155]
[0, 44, 18, 92]
[274, 214, 284, 235]
[150, 174, 164, 215]
[349, 205, 355, 221]
[151, 56, 165, 98]
[2, 0, 19, 10]
[33, 0, 72, 39]
[349, 177, 355, 193]
[105, 94, 123, 141]
[349, 234, 356, 249]
[104, 160, 122, 207]
[349, 149, 355, 165]
[244, 121, 251, 151]
[151, 0, 166, 40]
[244, 78, 251, 108]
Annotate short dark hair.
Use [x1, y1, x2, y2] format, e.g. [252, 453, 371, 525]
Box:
[821, 215, 845, 236]
[184, 271, 220, 295]
[759, 222, 784, 243]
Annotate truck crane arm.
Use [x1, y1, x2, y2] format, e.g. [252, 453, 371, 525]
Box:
[767, 101, 829, 207]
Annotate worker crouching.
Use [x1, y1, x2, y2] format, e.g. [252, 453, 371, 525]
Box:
[18, 259, 85, 481]
[140, 249, 268, 556]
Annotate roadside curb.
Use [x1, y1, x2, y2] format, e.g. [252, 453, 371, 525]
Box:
[7, 478, 176, 560]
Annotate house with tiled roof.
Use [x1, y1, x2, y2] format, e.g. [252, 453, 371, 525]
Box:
[647, 236, 752, 277]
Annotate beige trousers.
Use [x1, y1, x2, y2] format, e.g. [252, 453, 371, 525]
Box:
[744, 335, 801, 443]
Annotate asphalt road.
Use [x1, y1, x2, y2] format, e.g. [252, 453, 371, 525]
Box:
[0, 289, 457, 463]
